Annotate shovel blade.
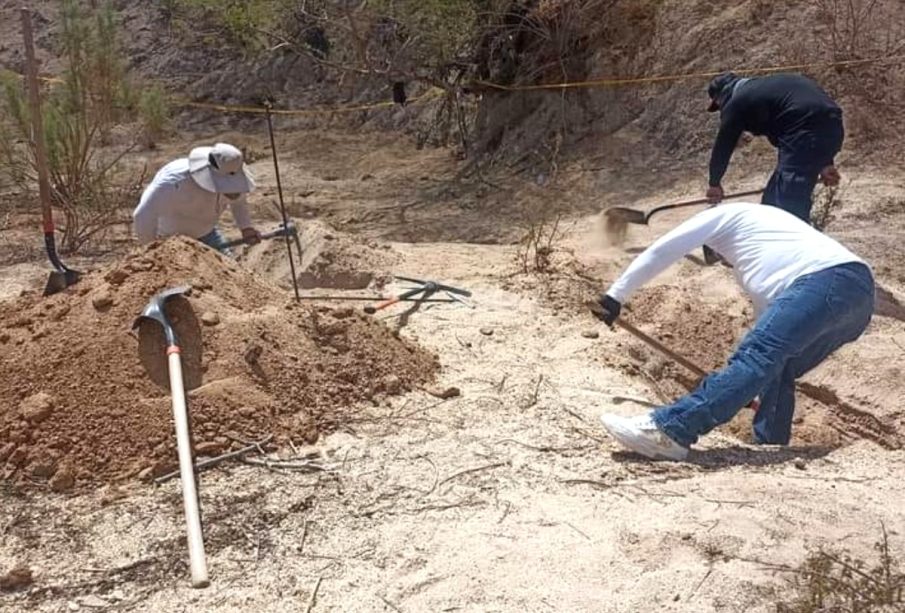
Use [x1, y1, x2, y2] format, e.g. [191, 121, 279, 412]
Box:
[604, 207, 648, 225]
[43, 268, 81, 296]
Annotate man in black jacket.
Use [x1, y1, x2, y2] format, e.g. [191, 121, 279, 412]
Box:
[705, 72, 844, 223]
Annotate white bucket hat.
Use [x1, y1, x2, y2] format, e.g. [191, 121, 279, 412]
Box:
[188, 143, 256, 194]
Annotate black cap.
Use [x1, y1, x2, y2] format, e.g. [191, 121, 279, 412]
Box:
[707, 72, 739, 112]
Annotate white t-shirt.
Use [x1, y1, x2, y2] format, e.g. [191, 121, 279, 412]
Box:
[607, 202, 866, 314]
[132, 158, 253, 243]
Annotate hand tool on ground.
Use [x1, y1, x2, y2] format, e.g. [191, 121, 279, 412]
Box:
[587, 301, 759, 411]
[133, 286, 209, 588]
[364, 276, 472, 314]
[21, 9, 81, 296]
[264, 101, 301, 301]
[604, 189, 764, 227]
[222, 221, 301, 251]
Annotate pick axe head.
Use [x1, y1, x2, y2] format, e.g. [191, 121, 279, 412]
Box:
[133, 285, 191, 346]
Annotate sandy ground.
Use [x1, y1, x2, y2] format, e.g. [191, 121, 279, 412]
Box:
[2, 129, 905, 612]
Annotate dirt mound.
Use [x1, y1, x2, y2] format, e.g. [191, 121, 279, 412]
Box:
[242, 219, 401, 291]
[0, 238, 436, 489]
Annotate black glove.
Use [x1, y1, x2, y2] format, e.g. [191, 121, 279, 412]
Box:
[593, 294, 622, 327]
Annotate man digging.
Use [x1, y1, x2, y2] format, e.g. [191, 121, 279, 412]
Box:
[595, 202, 873, 460]
[704, 72, 844, 223]
[133, 143, 261, 255]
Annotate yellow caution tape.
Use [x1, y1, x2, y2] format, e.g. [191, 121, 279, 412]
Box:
[172, 87, 445, 115]
[473, 53, 905, 92]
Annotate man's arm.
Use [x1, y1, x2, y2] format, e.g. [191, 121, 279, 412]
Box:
[607, 207, 727, 303]
[708, 111, 745, 187]
[132, 184, 165, 243]
[228, 196, 253, 230]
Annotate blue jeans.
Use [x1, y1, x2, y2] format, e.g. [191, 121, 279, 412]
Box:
[762, 114, 844, 222]
[197, 227, 234, 257]
[653, 262, 873, 447]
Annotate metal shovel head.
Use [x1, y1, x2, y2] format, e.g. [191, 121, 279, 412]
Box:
[43, 268, 82, 296]
[134, 285, 204, 391]
[604, 207, 648, 225]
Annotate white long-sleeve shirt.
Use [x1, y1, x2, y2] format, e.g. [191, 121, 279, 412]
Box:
[607, 202, 866, 315]
[132, 158, 253, 243]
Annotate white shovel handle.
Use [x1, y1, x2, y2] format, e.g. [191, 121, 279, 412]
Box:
[168, 347, 210, 588]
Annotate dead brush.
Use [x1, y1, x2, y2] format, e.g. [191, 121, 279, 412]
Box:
[811, 181, 847, 231]
[770, 525, 905, 612]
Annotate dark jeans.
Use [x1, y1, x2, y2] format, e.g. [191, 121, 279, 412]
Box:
[653, 262, 873, 447]
[762, 113, 845, 222]
[197, 227, 234, 257]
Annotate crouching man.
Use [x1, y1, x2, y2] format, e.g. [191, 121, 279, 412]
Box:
[596, 202, 873, 460]
[133, 143, 261, 255]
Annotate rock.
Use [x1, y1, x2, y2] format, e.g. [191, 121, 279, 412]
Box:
[104, 269, 130, 285]
[332, 307, 354, 320]
[581, 330, 600, 339]
[19, 392, 54, 423]
[381, 374, 402, 395]
[91, 291, 113, 310]
[11, 316, 33, 328]
[428, 386, 461, 400]
[794, 459, 807, 470]
[137, 467, 154, 482]
[200, 311, 220, 326]
[0, 332, 10, 343]
[0, 566, 33, 592]
[68, 601, 80, 611]
[479, 327, 494, 336]
[80, 595, 110, 608]
[31, 462, 57, 479]
[239, 406, 256, 418]
[195, 441, 226, 456]
[8, 447, 27, 466]
[0, 443, 14, 462]
[49, 305, 70, 321]
[49, 467, 76, 492]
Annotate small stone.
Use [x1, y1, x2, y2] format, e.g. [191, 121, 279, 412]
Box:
[0, 332, 10, 343]
[31, 462, 57, 479]
[19, 392, 54, 423]
[479, 327, 494, 336]
[0, 566, 33, 592]
[11, 316, 33, 328]
[80, 595, 110, 608]
[49, 305, 70, 321]
[239, 406, 256, 418]
[195, 441, 226, 456]
[582, 330, 600, 339]
[91, 292, 113, 310]
[68, 602, 80, 611]
[110, 589, 125, 601]
[49, 467, 76, 492]
[8, 447, 27, 466]
[428, 386, 461, 399]
[137, 467, 154, 482]
[794, 459, 807, 470]
[0, 443, 14, 462]
[381, 374, 402, 395]
[200, 311, 220, 326]
[332, 307, 354, 320]
[104, 269, 130, 285]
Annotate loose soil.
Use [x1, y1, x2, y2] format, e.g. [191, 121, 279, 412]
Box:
[0, 237, 436, 489]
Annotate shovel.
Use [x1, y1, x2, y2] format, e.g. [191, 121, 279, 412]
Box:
[21, 8, 81, 296]
[604, 189, 764, 227]
[133, 286, 209, 588]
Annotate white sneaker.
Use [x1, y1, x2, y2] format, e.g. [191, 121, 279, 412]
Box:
[599, 413, 689, 461]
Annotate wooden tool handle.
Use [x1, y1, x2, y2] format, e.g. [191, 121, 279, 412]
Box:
[616, 319, 708, 377]
[167, 348, 210, 588]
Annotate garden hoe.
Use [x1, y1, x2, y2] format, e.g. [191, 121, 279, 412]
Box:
[133, 286, 209, 588]
[21, 8, 81, 296]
